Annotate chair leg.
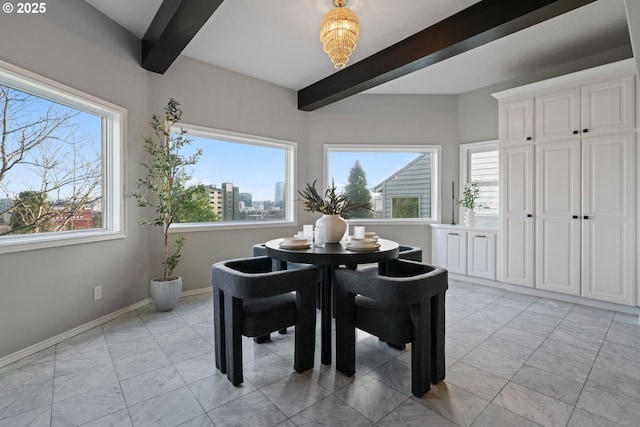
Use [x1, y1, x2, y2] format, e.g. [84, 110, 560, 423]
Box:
[335, 290, 356, 376]
[213, 288, 226, 373]
[410, 303, 432, 397]
[224, 295, 244, 386]
[431, 291, 446, 383]
[253, 334, 271, 343]
[293, 288, 316, 373]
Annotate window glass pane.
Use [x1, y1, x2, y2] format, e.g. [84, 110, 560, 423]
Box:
[469, 149, 499, 214]
[178, 132, 290, 224]
[327, 149, 436, 220]
[0, 85, 103, 236]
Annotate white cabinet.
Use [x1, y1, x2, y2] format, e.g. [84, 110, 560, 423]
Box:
[467, 232, 496, 280]
[443, 229, 467, 275]
[430, 225, 496, 280]
[582, 76, 634, 135]
[501, 98, 534, 146]
[500, 145, 535, 287]
[494, 59, 637, 306]
[581, 133, 636, 305]
[535, 76, 634, 142]
[535, 87, 580, 142]
[535, 139, 581, 295]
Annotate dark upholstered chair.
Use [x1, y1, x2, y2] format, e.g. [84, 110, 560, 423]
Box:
[334, 259, 448, 397]
[211, 256, 318, 386]
[347, 244, 422, 271]
[397, 245, 423, 262]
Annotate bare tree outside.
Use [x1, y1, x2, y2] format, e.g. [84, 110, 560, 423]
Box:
[0, 85, 102, 235]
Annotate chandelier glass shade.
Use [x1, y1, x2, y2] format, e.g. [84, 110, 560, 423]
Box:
[320, 0, 359, 69]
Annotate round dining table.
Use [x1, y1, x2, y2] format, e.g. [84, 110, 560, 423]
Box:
[265, 238, 399, 364]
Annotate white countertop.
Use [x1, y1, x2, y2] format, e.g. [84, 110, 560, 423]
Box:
[430, 223, 498, 232]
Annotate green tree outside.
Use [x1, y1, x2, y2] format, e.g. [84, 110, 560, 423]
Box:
[174, 183, 218, 223]
[343, 160, 373, 218]
[10, 191, 54, 234]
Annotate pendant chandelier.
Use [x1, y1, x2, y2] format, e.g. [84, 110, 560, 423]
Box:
[320, 0, 360, 69]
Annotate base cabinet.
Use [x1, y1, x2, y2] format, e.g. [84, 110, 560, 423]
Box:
[468, 232, 496, 280]
[431, 225, 496, 280]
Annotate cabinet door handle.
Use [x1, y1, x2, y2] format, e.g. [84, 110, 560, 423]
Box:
[476, 235, 487, 238]
[583, 128, 589, 133]
[573, 130, 579, 135]
[572, 215, 578, 219]
[527, 214, 532, 218]
[448, 233, 459, 236]
[583, 215, 590, 220]
[526, 136, 532, 141]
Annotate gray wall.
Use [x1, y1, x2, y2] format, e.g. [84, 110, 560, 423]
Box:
[0, 1, 151, 358]
[0, 0, 636, 359]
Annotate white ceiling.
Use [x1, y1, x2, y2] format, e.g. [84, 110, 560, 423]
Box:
[85, 0, 632, 95]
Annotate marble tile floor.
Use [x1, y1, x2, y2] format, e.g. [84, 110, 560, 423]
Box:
[1, 280, 640, 426]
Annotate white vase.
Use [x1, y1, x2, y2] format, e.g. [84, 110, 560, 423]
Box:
[463, 208, 476, 227]
[150, 276, 182, 312]
[315, 214, 347, 243]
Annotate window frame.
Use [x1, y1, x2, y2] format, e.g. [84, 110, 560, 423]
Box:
[168, 124, 297, 233]
[459, 140, 499, 221]
[0, 60, 126, 254]
[324, 144, 441, 225]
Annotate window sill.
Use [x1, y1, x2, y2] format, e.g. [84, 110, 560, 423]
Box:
[169, 220, 296, 233]
[0, 230, 126, 254]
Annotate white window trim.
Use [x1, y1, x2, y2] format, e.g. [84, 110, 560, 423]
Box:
[459, 140, 499, 223]
[168, 124, 297, 233]
[0, 60, 126, 255]
[324, 144, 441, 225]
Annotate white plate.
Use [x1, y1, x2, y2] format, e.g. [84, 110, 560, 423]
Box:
[346, 243, 380, 252]
[278, 242, 311, 250]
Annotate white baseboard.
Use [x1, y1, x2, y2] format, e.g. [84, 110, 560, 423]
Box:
[449, 273, 640, 316]
[0, 287, 213, 369]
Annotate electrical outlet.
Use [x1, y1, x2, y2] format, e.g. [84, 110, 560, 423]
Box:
[94, 286, 102, 301]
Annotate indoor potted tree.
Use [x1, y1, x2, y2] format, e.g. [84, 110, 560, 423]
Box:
[131, 99, 202, 311]
[457, 182, 487, 227]
[298, 179, 371, 243]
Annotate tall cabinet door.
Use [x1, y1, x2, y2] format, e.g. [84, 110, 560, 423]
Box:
[582, 76, 634, 135]
[581, 133, 636, 305]
[500, 145, 535, 287]
[535, 139, 581, 295]
[535, 88, 581, 141]
[501, 98, 534, 145]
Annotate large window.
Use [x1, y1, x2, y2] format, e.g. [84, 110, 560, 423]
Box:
[0, 60, 124, 253]
[460, 140, 499, 217]
[171, 125, 295, 230]
[325, 145, 440, 222]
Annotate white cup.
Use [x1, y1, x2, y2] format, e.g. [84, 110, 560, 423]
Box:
[315, 226, 326, 247]
[303, 224, 314, 241]
[354, 226, 365, 238]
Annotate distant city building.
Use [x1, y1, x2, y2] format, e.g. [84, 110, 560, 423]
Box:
[239, 192, 252, 208]
[274, 182, 285, 209]
[222, 182, 240, 221]
[206, 185, 223, 219]
[52, 208, 94, 230]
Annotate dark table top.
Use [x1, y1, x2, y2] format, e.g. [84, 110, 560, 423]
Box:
[264, 238, 399, 266]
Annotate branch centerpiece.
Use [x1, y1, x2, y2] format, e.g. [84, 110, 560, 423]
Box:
[298, 180, 370, 243]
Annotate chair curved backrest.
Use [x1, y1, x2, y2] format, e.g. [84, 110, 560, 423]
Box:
[334, 258, 447, 397]
[252, 243, 267, 257]
[397, 245, 423, 262]
[211, 256, 318, 385]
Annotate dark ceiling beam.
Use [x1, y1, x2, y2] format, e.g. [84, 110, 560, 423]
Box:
[298, 0, 596, 111]
[142, 0, 224, 74]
